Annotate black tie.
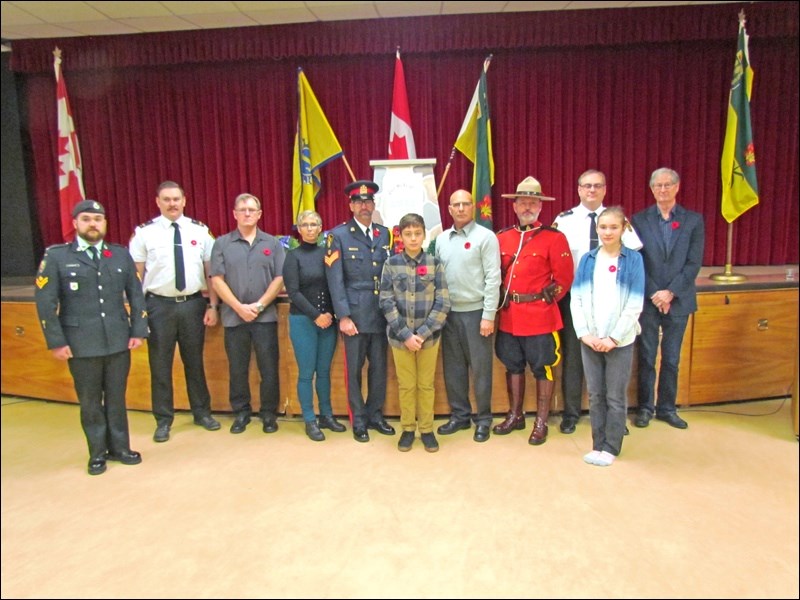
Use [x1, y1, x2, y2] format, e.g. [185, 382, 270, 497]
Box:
[588, 212, 599, 250]
[88, 246, 100, 269]
[172, 222, 186, 291]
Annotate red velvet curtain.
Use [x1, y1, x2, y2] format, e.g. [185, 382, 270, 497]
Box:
[12, 2, 799, 265]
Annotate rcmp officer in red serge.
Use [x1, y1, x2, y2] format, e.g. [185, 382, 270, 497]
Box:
[494, 177, 574, 445]
[325, 180, 394, 442]
[35, 200, 148, 475]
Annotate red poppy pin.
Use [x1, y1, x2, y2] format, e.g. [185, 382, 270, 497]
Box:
[464, 242, 471, 250]
[609, 265, 617, 273]
[264, 249, 271, 256]
[671, 221, 680, 230]
[417, 265, 428, 276]
[373, 228, 380, 238]
[191, 239, 198, 245]
[102, 249, 112, 258]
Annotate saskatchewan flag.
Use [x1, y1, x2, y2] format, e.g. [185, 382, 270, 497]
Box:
[720, 17, 759, 223]
[454, 56, 494, 229]
[292, 69, 343, 224]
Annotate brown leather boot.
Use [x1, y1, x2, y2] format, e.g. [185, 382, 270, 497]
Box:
[493, 372, 526, 435]
[529, 379, 554, 445]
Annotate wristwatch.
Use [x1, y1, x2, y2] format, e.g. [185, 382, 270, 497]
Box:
[255, 302, 265, 314]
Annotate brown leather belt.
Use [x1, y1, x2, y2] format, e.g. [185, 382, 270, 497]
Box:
[510, 292, 544, 303]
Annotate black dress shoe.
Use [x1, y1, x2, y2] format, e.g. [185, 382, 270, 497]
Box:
[305, 421, 325, 442]
[559, 416, 577, 434]
[230, 415, 251, 434]
[634, 411, 652, 428]
[318, 415, 346, 432]
[437, 419, 471, 435]
[353, 427, 369, 442]
[656, 412, 688, 429]
[473, 424, 490, 443]
[262, 417, 279, 434]
[88, 458, 107, 476]
[368, 419, 395, 436]
[106, 450, 142, 465]
[153, 424, 170, 443]
[194, 414, 221, 431]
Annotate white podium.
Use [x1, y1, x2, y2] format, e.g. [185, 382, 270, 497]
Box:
[369, 159, 442, 250]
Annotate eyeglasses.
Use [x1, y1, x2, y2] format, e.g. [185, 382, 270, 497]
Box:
[652, 183, 675, 190]
[351, 199, 374, 206]
[235, 208, 261, 214]
[298, 223, 320, 229]
[579, 183, 606, 190]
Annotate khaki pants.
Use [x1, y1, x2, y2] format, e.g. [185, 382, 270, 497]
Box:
[390, 341, 440, 433]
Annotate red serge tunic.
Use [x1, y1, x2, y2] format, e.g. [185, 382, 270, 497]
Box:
[496, 223, 574, 336]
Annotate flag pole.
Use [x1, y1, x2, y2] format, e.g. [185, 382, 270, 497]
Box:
[438, 55, 493, 198]
[436, 148, 457, 197]
[341, 154, 356, 182]
[711, 9, 754, 283]
[710, 222, 746, 282]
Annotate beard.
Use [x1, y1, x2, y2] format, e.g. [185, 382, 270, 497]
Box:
[79, 229, 104, 244]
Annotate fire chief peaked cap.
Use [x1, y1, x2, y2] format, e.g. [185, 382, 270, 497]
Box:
[345, 180, 379, 202]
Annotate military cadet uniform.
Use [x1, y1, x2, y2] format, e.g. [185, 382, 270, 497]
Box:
[35, 200, 148, 474]
[553, 204, 642, 432]
[129, 213, 217, 440]
[325, 180, 393, 441]
[494, 177, 575, 445]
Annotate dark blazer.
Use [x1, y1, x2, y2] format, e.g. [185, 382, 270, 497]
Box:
[35, 241, 148, 356]
[631, 203, 705, 317]
[325, 218, 391, 333]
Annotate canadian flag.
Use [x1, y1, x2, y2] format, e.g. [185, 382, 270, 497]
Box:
[54, 47, 86, 242]
[388, 49, 416, 160]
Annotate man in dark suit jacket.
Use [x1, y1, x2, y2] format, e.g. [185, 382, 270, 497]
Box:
[631, 168, 705, 429]
[35, 200, 149, 475]
[325, 180, 394, 442]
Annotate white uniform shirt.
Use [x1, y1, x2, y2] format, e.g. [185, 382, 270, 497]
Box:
[128, 214, 214, 296]
[553, 203, 643, 272]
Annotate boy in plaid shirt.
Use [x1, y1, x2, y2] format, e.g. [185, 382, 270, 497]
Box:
[379, 214, 450, 452]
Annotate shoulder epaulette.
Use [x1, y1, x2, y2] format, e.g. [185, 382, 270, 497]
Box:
[540, 225, 559, 232]
[137, 218, 157, 229]
[557, 209, 574, 218]
[191, 218, 206, 227]
[44, 243, 69, 253]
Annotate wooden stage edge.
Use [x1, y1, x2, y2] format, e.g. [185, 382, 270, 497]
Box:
[2, 267, 798, 432]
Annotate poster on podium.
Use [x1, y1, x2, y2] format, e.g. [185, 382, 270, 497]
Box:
[369, 159, 441, 250]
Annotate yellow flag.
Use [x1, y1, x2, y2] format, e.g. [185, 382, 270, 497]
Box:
[292, 69, 343, 223]
[720, 16, 759, 223]
[454, 56, 494, 229]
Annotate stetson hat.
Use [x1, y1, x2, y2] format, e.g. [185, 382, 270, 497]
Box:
[501, 176, 556, 201]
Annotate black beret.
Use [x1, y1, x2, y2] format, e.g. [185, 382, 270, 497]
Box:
[72, 200, 106, 218]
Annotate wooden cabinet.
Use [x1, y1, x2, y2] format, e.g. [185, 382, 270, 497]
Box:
[689, 289, 798, 404]
[3, 275, 798, 416]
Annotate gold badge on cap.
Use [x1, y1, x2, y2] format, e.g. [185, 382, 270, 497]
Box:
[359, 184, 368, 195]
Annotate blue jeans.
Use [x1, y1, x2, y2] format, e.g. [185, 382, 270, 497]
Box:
[637, 309, 689, 416]
[581, 343, 633, 456]
[288, 314, 337, 422]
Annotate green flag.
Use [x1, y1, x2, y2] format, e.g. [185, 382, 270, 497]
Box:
[720, 16, 759, 223]
[292, 69, 343, 224]
[454, 56, 494, 229]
